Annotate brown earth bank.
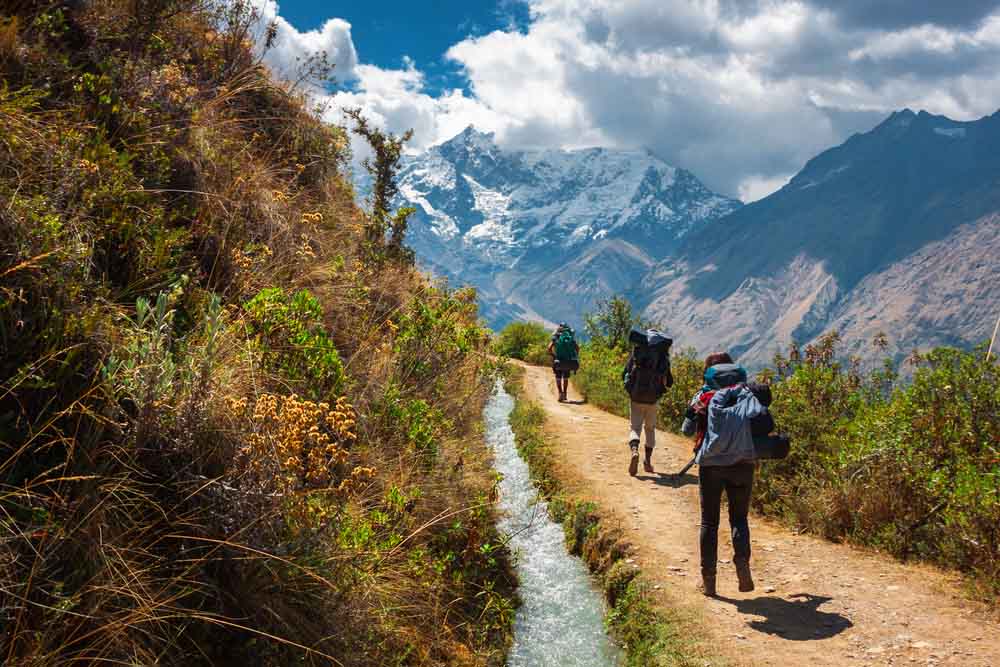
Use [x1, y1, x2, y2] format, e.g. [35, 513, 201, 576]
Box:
[517, 363, 1000, 667]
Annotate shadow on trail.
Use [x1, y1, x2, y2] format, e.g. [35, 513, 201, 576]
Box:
[715, 593, 853, 641]
[563, 399, 587, 405]
[636, 472, 698, 488]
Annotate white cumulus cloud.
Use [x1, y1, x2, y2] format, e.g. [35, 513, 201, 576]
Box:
[257, 0, 1000, 200]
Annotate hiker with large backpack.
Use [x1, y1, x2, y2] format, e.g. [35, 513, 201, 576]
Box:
[679, 352, 788, 597]
[622, 328, 673, 476]
[547, 323, 579, 402]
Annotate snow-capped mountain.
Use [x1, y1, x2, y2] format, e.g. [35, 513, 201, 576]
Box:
[396, 126, 742, 328]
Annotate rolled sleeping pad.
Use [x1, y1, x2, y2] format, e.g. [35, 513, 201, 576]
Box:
[629, 328, 673, 349]
[704, 363, 747, 390]
[753, 435, 791, 460]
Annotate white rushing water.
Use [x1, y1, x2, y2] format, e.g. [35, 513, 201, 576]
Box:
[484, 382, 621, 667]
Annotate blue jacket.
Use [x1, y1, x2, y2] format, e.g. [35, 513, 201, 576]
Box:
[695, 385, 764, 467]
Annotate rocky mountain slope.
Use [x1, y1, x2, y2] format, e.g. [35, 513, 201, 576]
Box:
[643, 109, 1000, 367]
[395, 127, 742, 327]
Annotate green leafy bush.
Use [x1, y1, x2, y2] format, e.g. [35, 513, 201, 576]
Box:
[495, 321, 549, 361]
[758, 339, 1000, 597]
[245, 286, 345, 398]
[575, 340, 630, 416]
[523, 342, 551, 366]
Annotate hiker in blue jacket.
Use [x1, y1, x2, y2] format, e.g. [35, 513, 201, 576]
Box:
[683, 355, 762, 597]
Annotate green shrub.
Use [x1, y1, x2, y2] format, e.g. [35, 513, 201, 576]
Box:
[583, 294, 647, 350]
[245, 286, 346, 399]
[656, 347, 703, 432]
[495, 320, 549, 361]
[756, 335, 1000, 598]
[523, 341, 551, 365]
[574, 340, 630, 416]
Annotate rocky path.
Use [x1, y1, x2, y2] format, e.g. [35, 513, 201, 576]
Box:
[518, 363, 1000, 667]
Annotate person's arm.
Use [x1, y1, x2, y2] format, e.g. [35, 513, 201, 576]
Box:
[680, 392, 701, 436]
[621, 352, 634, 382]
[681, 413, 697, 436]
[547, 339, 555, 356]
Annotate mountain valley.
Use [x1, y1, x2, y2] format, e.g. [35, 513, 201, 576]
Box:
[396, 111, 1000, 367]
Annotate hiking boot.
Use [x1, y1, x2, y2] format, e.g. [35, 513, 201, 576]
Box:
[735, 559, 755, 593]
[643, 448, 654, 473]
[700, 573, 717, 597]
[628, 440, 639, 476]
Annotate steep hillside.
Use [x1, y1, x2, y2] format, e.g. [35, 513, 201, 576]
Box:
[644, 109, 1000, 366]
[396, 127, 741, 328]
[0, 3, 513, 665]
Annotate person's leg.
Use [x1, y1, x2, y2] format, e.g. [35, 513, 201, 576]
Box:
[628, 401, 642, 476]
[724, 463, 755, 591]
[642, 402, 656, 472]
[699, 466, 724, 594]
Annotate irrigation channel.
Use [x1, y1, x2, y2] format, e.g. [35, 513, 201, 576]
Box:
[485, 382, 622, 667]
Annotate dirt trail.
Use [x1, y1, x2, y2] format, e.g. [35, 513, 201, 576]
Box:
[518, 363, 1000, 667]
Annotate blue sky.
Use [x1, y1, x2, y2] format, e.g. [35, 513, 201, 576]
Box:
[273, 1, 529, 95]
[259, 1, 1000, 201]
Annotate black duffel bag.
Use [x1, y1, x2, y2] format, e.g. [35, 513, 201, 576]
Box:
[753, 434, 791, 460]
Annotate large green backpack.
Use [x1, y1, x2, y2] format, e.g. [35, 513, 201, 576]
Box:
[554, 327, 577, 362]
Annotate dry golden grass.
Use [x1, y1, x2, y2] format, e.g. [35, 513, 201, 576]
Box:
[0, 2, 514, 664]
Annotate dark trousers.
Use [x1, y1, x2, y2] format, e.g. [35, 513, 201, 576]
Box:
[699, 462, 754, 575]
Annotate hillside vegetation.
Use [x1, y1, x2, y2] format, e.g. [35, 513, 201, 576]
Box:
[1, 2, 514, 664]
[509, 298, 1000, 599]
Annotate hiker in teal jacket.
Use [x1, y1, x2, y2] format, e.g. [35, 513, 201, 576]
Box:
[547, 323, 579, 402]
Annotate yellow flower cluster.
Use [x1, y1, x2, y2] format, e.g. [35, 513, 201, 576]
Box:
[271, 189, 288, 203]
[300, 211, 323, 225]
[336, 466, 376, 495]
[140, 60, 198, 107]
[234, 394, 363, 496]
[77, 159, 99, 174]
[295, 233, 316, 260]
[230, 248, 254, 273]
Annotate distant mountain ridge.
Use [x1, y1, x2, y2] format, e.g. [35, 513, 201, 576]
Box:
[395, 112, 999, 368]
[395, 126, 742, 326]
[644, 108, 1000, 366]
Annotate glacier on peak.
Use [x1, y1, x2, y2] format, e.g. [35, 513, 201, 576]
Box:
[394, 126, 742, 329]
[934, 127, 967, 138]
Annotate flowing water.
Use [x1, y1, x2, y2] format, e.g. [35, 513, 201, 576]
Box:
[485, 382, 621, 667]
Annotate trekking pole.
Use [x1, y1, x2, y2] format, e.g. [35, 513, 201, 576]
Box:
[675, 456, 696, 477]
[988, 311, 1000, 362]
